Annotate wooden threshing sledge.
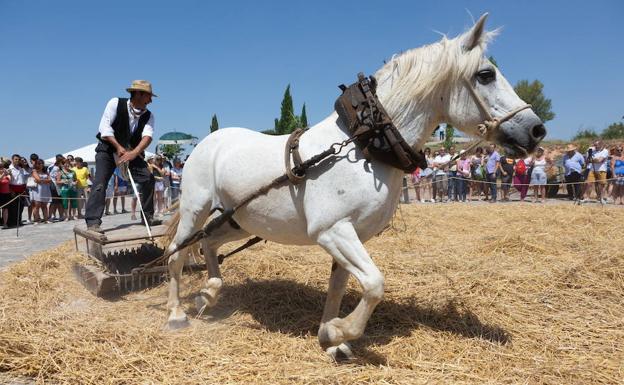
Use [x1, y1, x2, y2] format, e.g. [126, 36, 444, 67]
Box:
[72, 222, 206, 297]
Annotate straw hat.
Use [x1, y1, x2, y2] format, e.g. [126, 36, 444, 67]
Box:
[126, 80, 157, 97]
[565, 144, 577, 152]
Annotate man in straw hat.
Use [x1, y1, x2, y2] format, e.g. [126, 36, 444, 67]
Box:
[84, 80, 160, 233]
[562, 143, 585, 204]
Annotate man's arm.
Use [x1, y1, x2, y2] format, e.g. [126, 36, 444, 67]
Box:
[118, 136, 152, 164]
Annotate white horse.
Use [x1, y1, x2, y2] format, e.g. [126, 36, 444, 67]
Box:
[164, 14, 545, 359]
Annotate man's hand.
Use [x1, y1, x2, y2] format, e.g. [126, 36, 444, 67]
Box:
[117, 149, 138, 165]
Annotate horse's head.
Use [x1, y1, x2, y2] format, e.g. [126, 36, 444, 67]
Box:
[445, 14, 546, 156]
[375, 13, 546, 157]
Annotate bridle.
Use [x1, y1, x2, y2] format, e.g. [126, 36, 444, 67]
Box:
[456, 76, 532, 157]
[463, 76, 532, 141]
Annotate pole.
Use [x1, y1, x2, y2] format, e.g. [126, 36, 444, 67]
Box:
[126, 167, 152, 239]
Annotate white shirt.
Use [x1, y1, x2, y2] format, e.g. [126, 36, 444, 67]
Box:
[590, 148, 609, 172]
[98, 98, 155, 139]
[171, 167, 183, 185]
[9, 164, 29, 185]
[433, 154, 451, 175]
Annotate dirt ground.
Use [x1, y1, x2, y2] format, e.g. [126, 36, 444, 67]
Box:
[0, 203, 622, 384]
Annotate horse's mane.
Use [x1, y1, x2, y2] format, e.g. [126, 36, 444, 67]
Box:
[375, 28, 498, 141]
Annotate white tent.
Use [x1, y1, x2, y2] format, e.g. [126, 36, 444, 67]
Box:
[45, 143, 155, 174]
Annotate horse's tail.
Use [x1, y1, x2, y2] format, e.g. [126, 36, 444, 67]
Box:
[161, 201, 202, 261]
[162, 201, 181, 250]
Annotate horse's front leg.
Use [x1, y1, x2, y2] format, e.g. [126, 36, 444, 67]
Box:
[166, 242, 190, 329]
[316, 221, 384, 359]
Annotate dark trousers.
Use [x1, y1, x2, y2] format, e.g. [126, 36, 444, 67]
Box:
[85, 150, 154, 226]
[565, 172, 583, 200]
[447, 171, 457, 201]
[487, 173, 497, 201]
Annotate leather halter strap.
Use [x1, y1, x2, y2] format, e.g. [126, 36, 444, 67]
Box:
[285, 127, 307, 184]
[462, 76, 532, 141]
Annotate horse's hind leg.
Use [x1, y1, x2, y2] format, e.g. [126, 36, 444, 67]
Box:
[319, 263, 353, 359]
[166, 208, 211, 329]
[316, 221, 384, 359]
[195, 226, 250, 316]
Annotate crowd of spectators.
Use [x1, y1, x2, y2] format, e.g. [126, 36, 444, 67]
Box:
[0, 152, 184, 229]
[410, 140, 624, 205]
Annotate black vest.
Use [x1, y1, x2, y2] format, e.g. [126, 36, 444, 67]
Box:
[96, 98, 151, 153]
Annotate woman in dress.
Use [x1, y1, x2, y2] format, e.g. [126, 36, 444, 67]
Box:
[419, 147, 434, 202]
[529, 147, 548, 203]
[149, 156, 167, 216]
[56, 159, 77, 220]
[32, 159, 52, 223]
[469, 147, 485, 202]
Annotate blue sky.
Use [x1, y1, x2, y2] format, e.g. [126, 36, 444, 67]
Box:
[1, 0, 622, 159]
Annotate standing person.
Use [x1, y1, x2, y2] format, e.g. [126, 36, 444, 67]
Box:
[447, 146, 458, 201]
[562, 144, 585, 204]
[0, 160, 12, 229]
[419, 148, 433, 202]
[170, 158, 184, 203]
[499, 153, 515, 202]
[457, 150, 471, 202]
[410, 167, 421, 202]
[150, 155, 167, 215]
[8, 154, 29, 226]
[529, 147, 547, 203]
[48, 155, 64, 221]
[104, 175, 115, 215]
[26, 155, 38, 223]
[485, 144, 500, 203]
[112, 167, 128, 214]
[432, 148, 450, 202]
[72, 157, 91, 218]
[470, 147, 485, 201]
[84, 80, 159, 233]
[31, 159, 52, 223]
[583, 140, 609, 204]
[57, 159, 78, 220]
[610, 146, 624, 205]
[512, 156, 530, 201]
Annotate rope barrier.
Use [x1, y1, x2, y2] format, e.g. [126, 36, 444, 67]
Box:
[404, 174, 624, 188]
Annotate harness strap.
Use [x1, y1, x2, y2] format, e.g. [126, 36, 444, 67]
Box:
[285, 127, 307, 184]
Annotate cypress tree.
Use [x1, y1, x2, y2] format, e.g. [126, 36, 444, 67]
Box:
[300, 103, 308, 128]
[210, 114, 219, 133]
[277, 85, 296, 135]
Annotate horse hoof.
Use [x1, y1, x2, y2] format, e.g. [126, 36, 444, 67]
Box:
[326, 343, 355, 362]
[165, 315, 190, 331]
[318, 321, 344, 350]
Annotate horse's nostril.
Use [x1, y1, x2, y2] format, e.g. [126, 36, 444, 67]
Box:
[531, 124, 546, 141]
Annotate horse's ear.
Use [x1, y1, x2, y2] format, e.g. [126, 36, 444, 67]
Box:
[463, 13, 489, 51]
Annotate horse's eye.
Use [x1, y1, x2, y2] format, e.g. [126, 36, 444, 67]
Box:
[476, 69, 496, 85]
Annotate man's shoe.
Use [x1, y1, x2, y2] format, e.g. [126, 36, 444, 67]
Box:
[87, 224, 104, 234]
[142, 218, 163, 227]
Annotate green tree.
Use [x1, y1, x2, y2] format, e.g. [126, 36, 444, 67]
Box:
[300, 103, 308, 127]
[159, 144, 184, 159]
[210, 114, 219, 133]
[443, 124, 455, 150]
[514, 80, 555, 123]
[601, 122, 624, 140]
[276, 85, 296, 135]
[572, 128, 599, 141]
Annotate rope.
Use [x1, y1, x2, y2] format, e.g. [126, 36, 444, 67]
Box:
[403, 174, 624, 188]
